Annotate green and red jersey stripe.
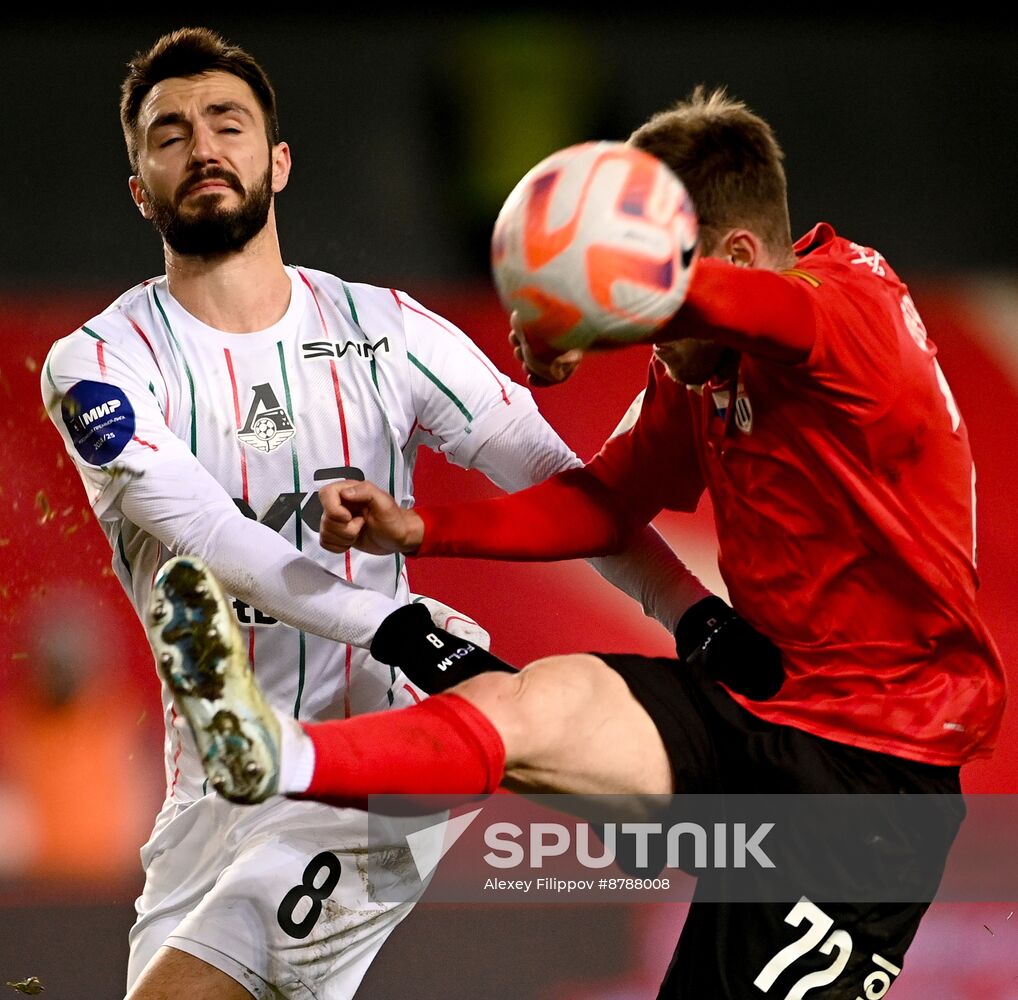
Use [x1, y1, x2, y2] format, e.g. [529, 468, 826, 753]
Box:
[390, 289, 511, 406]
[125, 314, 171, 424]
[223, 346, 258, 673]
[223, 348, 251, 504]
[82, 324, 106, 377]
[273, 338, 308, 715]
[152, 287, 198, 455]
[299, 269, 357, 716]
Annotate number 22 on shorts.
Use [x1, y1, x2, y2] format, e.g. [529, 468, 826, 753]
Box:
[754, 897, 901, 1000]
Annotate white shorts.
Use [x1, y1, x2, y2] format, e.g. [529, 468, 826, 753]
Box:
[127, 794, 440, 999]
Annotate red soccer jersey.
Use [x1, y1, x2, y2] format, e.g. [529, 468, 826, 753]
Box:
[586, 223, 1005, 765]
[418, 224, 1006, 764]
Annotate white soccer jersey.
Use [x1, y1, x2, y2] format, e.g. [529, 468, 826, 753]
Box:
[42, 264, 549, 803]
[42, 262, 708, 998]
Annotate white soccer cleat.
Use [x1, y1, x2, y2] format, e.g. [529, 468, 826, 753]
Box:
[148, 555, 280, 804]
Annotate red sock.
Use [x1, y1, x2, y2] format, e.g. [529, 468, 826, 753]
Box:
[297, 692, 506, 809]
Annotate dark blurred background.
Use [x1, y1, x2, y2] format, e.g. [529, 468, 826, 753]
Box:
[3, 12, 1017, 1000]
[4, 12, 1018, 296]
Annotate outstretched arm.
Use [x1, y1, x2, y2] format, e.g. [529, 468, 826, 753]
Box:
[513, 258, 818, 385]
[116, 459, 403, 649]
[321, 361, 693, 566]
[320, 465, 638, 561]
[662, 257, 815, 361]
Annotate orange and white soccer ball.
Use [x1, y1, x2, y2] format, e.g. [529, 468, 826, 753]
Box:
[490, 140, 699, 355]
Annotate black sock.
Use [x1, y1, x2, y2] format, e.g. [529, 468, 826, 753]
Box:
[370, 603, 516, 694]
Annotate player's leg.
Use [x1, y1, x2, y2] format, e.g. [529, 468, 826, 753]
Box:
[125, 828, 260, 1000]
[124, 803, 264, 1000]
[292, 654, 674, 808]
[150, 555, 676, 805]
[454, 653, 675, 796]
[127, 946, 255, 1000]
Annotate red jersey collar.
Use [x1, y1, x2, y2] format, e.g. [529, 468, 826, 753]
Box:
[794, 222, 837, 257]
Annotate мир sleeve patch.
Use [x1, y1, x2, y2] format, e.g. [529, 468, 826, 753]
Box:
[61, 380, 136, 465]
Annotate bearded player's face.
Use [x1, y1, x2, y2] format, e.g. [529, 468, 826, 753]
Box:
[130, 70, 287, 256]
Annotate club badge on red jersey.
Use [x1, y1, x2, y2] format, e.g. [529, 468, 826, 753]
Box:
[711, 378, 753, 435]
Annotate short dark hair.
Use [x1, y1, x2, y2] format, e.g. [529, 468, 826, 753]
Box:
[120, 26, 280, 172]
[629, 86, 791, 256]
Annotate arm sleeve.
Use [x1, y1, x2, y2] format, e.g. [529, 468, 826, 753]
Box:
[585, 389, 709, 630]
[42, 331, 402, 648]
[653, 257, 817, 362]
[418, 464, 637, 559]
[421, 364, 700, 549]
[117, 462, 403, 647]
[397, 291, 541, 469]
[418, 363, 705, 602]
[41, 329, 177, 518]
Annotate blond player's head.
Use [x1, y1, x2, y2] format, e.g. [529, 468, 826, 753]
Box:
[629, 86, 793, 263]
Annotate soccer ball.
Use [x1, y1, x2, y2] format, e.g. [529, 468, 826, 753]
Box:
[490, 140, 699, 356]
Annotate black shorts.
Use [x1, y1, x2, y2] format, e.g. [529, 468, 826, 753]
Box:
[596, 652, 965, 1000]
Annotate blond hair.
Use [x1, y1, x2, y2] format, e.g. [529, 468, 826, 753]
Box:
[630, 86, 792, 256]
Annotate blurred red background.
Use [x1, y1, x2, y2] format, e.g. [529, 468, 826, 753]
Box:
[2, 281, 1015, 997]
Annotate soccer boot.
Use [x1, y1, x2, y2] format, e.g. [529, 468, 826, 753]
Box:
[147, 555, 280, 804]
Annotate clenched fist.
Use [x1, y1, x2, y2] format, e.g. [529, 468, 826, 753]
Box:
[319, 479, 424, 555]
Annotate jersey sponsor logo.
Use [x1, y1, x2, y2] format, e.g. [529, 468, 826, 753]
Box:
[61, 380, 136, 465]
[301, 338, 390, 361]
[231, 466, 365, 627]
[238, 383, 296, 453]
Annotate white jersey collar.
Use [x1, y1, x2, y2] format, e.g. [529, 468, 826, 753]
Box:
[157, 266, 307, 348]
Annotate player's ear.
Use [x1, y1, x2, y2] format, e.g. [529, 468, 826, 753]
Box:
[129, 176, 153, 219]
[271, 141, 291, 194]
[722, 229, 759, 268]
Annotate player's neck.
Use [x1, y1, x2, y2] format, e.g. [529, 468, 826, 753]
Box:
[163, 219, 291, 334]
